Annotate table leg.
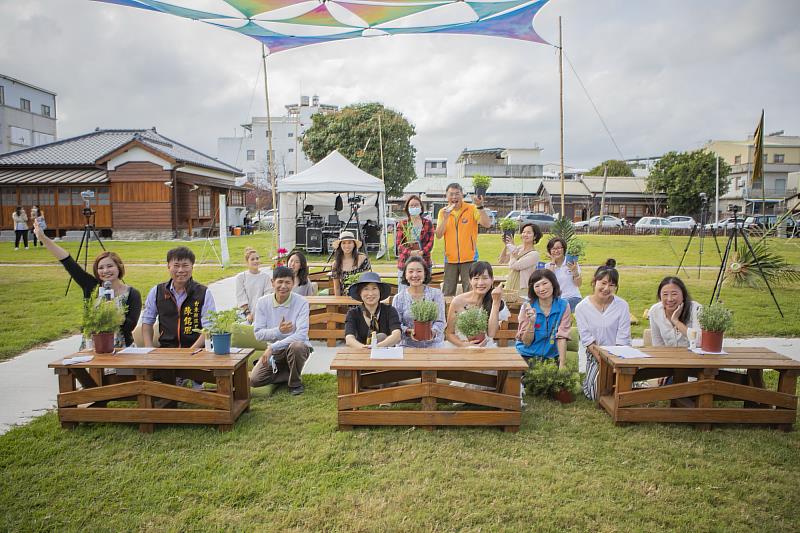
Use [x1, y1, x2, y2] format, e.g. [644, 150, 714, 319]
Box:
[696, 368, 718, 431]
[56, 369, 77, 430]
[337, 370, 354, 431]
[502, 371, 522, 433]
[233, 364, 250, 413]
[670, 369, 692, 407]
[136, 371, 154, 434]
[327, 304, 337, 348]
[613, 368, 635, 426]
[776, 370, 798, 432]
[216, 373, 234, 432]
[420, 370, 437, 431]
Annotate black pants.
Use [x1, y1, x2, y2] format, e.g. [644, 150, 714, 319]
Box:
[31, 230, 40, 247]
[14, 230, 28, 248]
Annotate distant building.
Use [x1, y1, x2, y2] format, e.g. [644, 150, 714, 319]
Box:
[706, 132, 800, 215]
[217, 95, 338, 186]
[424, 158, 447, 178]
[455, 147, 543, 180]
[542, 163, 586, 180]
[0, 128, 245, 239]
[0, 74, 57, 155]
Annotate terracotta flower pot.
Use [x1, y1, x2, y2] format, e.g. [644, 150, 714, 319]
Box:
[467, 333, 486, 344]
[92, 332, 115, 354]
[553, 388, 575, 404]
[413, 320, 433, 342]
[700, 330, 724, 353]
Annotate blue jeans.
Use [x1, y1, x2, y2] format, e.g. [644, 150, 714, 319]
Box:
[567, 296, 582, 312]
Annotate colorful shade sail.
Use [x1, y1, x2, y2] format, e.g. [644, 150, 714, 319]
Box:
[91, 0, 552, 53]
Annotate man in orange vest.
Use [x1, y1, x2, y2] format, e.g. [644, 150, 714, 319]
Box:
[435, 182, 491, 296]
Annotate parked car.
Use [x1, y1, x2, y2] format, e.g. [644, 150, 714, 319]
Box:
[253, 209, 278, 230]
[517, 212, 557, 230]
[635, 216, 672, 233]
[743, 215, 778, 232]
[667, 216, 697, 229]
[704, 217, 745, 231]
[503, 210, 523, 222]
[489, 209, 498, 227]
[574, 215, 625, 229]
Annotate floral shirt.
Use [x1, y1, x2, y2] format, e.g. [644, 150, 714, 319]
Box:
[332, 254, 372, 294]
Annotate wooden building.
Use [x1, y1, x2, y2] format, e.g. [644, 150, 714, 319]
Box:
[537, 177, 667, 222]
[0, 128, 245, 239]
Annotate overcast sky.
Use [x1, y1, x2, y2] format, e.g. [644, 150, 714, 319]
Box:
[1, 0, 798, 175]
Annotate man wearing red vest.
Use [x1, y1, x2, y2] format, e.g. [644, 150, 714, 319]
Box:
[435, 182, 491, 296]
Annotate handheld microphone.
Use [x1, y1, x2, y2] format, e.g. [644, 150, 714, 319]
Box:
[103, 281, 113, 301]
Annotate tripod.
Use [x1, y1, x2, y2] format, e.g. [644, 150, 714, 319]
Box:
[198, 204, 223, 267]
[326, 196, 366, 263]
[676, 195, 722, 278]
[65, 208, 106, 296]
[710, 205, 784, 317]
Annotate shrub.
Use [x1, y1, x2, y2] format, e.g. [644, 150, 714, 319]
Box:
[472, 174, 492, 190]
[499, 217, 517, 232]
[410, 300, 439, 323]
[566, 238, 587, 260]
[456, 307, 489, 338]
[82, 300, 126, 336]
[698, 302, 733, 333]
[524, 360, 579, 398]
[199, 309, 243, 335]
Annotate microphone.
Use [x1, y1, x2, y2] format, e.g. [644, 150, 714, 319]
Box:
[103, 281, 113, 301]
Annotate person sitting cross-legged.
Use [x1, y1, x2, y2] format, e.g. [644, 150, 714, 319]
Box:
[251, 266, 312, 396]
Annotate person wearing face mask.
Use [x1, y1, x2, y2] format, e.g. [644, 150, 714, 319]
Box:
[235, 247, 272, 323]
[392, 257, 446, 348]
[32, 219, 142, 348]
[251, 266, 312, 395]
[515, 269, 572, 369]
[396, 195, 434, 293]
[574, 259, 631, 400]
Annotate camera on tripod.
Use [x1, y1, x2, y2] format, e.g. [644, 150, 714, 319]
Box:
[80, 190, 95, 218]
[348, 195, 364, 207]
[699, 192, 708, 204]
[727, 204, 740, 215]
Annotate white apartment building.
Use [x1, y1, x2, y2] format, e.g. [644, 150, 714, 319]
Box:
[217, 95, 338, 186]
[455, 147, 543, 179]
[0, 74, 57, 155]
[424, 158, 447, 178]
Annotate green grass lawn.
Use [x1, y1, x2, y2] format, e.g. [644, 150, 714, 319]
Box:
[1, 374, 799, 531]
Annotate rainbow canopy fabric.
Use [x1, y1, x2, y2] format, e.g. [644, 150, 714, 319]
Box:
[92, 0, 551, 53]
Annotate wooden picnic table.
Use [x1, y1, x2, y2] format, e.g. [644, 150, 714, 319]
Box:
[331, 347, 528, 432]
[595, 346, 800, 430]
[48, 348, 253, 433]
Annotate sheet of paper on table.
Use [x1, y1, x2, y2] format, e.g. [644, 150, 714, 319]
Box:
[690, 347, 728, 355]
[118, 347, 155, 355]
[63, 355, 94, 365]
[227, 347, 246, 353]
[370, 346, 404, 359]
[602, 346, 652, 359]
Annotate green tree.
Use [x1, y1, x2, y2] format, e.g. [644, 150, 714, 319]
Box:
[646, 149, 731, 216]
[302, 102, 416, 197]
[587, 159, 634, 177]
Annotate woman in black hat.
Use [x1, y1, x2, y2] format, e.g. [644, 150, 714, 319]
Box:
[344, 272, 402, 348]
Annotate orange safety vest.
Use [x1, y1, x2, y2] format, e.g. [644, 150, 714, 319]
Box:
[440, 203, 480, 264]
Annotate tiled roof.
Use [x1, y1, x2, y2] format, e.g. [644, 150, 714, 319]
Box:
[0, 168, 106, 185]
[581, 176, 650, 194]
[0, 129, 242, 174]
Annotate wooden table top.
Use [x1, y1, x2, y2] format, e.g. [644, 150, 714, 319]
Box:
[599, 346, 800, 370]
[331, 347, 529, 371]
[306, 295, 360, 304]
[49, 348, 253, 370]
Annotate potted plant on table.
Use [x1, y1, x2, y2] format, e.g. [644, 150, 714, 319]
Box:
[196, 309, 243, 355]
[456, 307, 489, 344]
[524, 360, 579, 404]
[697, 301, 733, 353]
[82, 300, 126, 354]
[410, 299, 438, 341]
[499, 217, 518, 240]
[472, 174, 492, 197]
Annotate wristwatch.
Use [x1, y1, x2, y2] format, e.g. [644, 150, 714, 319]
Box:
[477, 206, 485, 210]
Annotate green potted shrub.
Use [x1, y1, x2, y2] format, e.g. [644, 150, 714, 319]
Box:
[472, 174, 492, 197]
[566, 238, 586, 263]
[456, 307, 489, 344]
[410, 299, 438, 341]
[697, 302, 733, 353]
[82, 300, 126, 354]
[499, 217, 518, 240]
[196, 309, 243, 355]
[524, 360, 579, 404]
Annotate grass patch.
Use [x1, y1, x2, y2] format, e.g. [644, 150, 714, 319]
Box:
[1, 374, 798, 531]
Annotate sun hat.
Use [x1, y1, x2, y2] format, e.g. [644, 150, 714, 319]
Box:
[348, 271, 391, 302]
[332, 230, 362, 251]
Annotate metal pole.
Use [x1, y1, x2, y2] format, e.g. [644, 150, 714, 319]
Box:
[715, 155, 719, 225]
[558, 16, 565, 219]
[598, 165, 608, 234]
[377, 112, 385, 181]
[261, 44, 278, 248]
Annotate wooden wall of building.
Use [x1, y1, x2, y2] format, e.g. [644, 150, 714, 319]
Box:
[109, 162, 172, 230]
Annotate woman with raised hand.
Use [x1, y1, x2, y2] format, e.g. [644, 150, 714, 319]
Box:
[648, 276, 702, 347]
[498, 223, 542, 299]
[286, 250, 317, 296]
[392, 256, 446, 348]
[329, 230, 371, 296]
[395, 195, 434, 293]
[545, 237, 582, 312]
[445, 261, 509, 348]
[515, 269, 572, 369]
[32, 219, 141, 347]
[235, 247, 272, 323]
[344, 272, 402, 348]
[574, 259, 631, 400]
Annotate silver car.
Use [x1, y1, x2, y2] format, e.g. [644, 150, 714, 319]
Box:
[574, 215, 625, 229]
[635, 216, 672, 233]
[667, 216, 697, 229]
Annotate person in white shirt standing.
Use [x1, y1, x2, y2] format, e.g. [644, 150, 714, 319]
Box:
[545, 237, 582, 311]
[251, 266, 311, 395]
[235, 247, 272, 323]
[574, 259, 631, 400]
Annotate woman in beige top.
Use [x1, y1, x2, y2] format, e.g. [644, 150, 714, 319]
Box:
[498, 223, 543, 298]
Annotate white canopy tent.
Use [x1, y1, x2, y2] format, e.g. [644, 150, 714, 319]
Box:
[276, 150, 388, 256]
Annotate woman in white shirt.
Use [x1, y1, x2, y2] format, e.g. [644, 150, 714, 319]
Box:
[498, 223, 542, 299]
[648, 276, 702, 347]
[235, 247, 272, 323]
[545, 237, 582, 311]
[574, 259, 631, 400]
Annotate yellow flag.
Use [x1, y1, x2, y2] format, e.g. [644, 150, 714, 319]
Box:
[751, 110, 764, 188]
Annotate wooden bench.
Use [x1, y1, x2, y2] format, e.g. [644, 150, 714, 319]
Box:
[331, 347, 527, 432]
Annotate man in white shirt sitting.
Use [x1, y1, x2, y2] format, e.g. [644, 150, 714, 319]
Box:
[251, 266, 311, 395]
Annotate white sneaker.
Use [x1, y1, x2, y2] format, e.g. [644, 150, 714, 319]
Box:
[25, 246, 29, 249]
[14, 248, 19, 251]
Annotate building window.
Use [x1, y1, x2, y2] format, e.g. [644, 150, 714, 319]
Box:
[96, 186, 110, 206]
[288, 171, 294, 176]
[288, 132, 293, 138]
[1, 187, 16, 207]
[246, 150, 255, 161]
[734, 155, 741, 164]
[430, 162, 437, 169]
[198, 189, 211, 218]
[41, 104, 51, 117]
[763, 154, 768, 163]
[265, 130, 272, 138]
[20, 98, 30, 112]
[0, 86, 4, 105]
[288, 148, 294, 153]
[10, 126, 31, 146]
[774, 154, 785, 163]
[33, 131, 55, 146]
[246, 172, 255, 181]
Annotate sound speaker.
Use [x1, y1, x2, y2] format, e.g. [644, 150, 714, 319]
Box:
[306, 227, 323, 253]
[295, 223, 306, 247]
